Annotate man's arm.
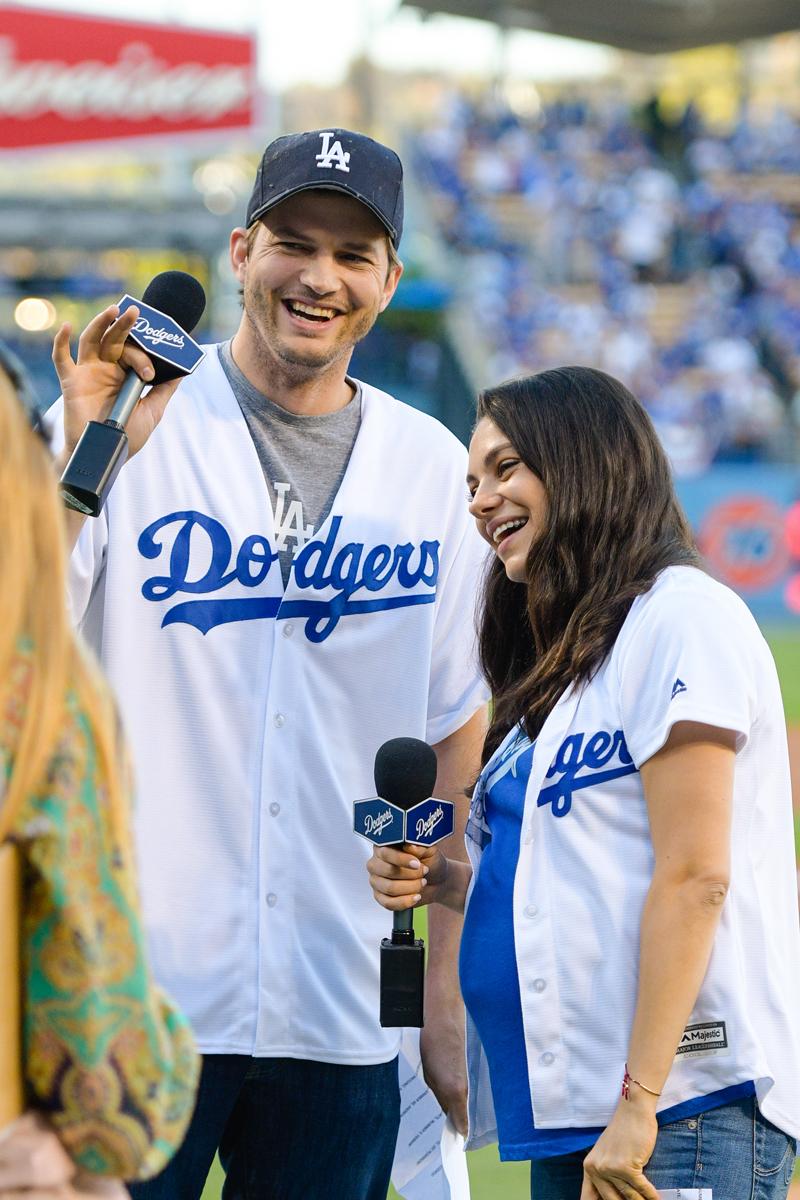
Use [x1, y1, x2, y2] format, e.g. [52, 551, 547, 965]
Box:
[422, 705, 487, 1135]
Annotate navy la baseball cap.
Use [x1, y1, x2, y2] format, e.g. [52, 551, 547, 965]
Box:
[245, 128, 404, 247]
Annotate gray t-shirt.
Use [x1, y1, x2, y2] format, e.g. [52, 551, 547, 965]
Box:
[218, 341, 361, 586]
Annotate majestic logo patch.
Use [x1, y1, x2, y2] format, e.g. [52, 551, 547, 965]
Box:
[676, 1021, 728, 1058]
[671, 677, 687, 700]
[316, 131, 350, 172]
[138, 511, 439, 642]
[538, 729, 637, 818]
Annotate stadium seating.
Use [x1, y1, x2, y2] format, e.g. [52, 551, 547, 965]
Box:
[412, 92, 800, 472]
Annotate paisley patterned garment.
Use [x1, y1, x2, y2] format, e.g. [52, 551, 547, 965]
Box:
[1, 650, 199, 1180]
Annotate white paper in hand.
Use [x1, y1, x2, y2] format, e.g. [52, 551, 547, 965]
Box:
[441, 1117, 470, 1198]
[391, 1029, 471, 1200]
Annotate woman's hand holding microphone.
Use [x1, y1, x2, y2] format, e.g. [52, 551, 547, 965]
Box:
[367, 843, 470, 915]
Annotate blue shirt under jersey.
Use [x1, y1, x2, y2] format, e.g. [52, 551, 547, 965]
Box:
[458, 727, 754, 1162]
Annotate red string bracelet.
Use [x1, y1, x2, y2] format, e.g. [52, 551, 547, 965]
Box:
[621, 1064, 661, 1100]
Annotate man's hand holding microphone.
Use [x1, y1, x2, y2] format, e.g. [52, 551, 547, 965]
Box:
[53, 303, 180, 473]
[51, 270, 205, 543]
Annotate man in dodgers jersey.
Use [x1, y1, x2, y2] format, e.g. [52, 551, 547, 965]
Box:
[51, 129, 488, 1199]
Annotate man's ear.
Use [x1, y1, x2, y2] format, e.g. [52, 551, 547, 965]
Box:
[379, 261, 403, 314]
[230, 228, 249, 283]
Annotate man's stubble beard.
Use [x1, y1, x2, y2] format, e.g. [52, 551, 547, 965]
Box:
[244, 284, 380, 378]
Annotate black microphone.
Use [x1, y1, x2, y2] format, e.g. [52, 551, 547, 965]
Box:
[59, 271, 206, 516]
[373, 738, 438, 1028]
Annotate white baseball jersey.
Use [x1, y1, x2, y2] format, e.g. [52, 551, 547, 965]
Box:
[464, 565, 800, 1145]
[54, 347, 488, 1063]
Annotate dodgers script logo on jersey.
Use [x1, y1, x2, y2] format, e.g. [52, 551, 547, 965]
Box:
[137, 510, 439, 642]
[539, 728, 637, 817]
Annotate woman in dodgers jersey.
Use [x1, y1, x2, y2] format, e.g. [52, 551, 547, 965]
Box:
[368, 366, 800, 1200]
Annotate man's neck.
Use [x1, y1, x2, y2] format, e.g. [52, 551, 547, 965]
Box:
[229, 328, 356, 416]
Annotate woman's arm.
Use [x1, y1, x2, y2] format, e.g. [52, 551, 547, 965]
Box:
[20, 701, 199, 1182]
[581, 720, 736, 1200]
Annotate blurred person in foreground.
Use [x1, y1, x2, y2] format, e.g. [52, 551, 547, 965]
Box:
[49, 128, 488, 1200]
[0, 344, 199, 1198]
[369, 366, 800, 1200]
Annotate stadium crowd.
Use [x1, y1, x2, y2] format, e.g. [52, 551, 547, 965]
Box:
[413, 91, 800, 474]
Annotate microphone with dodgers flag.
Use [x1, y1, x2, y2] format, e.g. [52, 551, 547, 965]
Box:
[354, 737, 455, 1028]
[59, 270, 206, 517]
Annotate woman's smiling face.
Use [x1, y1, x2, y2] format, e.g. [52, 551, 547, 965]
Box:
[467, 416, 548, 584]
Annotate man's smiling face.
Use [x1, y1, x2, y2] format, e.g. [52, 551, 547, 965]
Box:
[231, 189, 402, 379]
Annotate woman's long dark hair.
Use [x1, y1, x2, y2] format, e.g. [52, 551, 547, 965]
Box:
[477, 366, 700, 765]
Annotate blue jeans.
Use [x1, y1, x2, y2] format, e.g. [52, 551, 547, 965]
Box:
[529, 1097, 797, 1200]
[128, 1054, 400, 1200]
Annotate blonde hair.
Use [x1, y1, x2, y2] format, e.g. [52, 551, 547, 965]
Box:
[0, 367, 127, 849]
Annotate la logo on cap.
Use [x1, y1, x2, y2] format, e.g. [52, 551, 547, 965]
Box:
[316, 131, 351, 173]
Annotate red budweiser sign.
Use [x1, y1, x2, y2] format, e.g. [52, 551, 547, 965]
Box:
[0, 5, 257, 149]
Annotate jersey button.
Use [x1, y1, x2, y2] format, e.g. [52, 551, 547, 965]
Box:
[539, 1051, 556, 1066]
[273, 712, 285, 728]
[266, 893, 278, 908]
[524, 904, 539, 919]
[269, 802, 281, 817]
[282, 624, 294, 638]
[532, 978, 547, 993]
